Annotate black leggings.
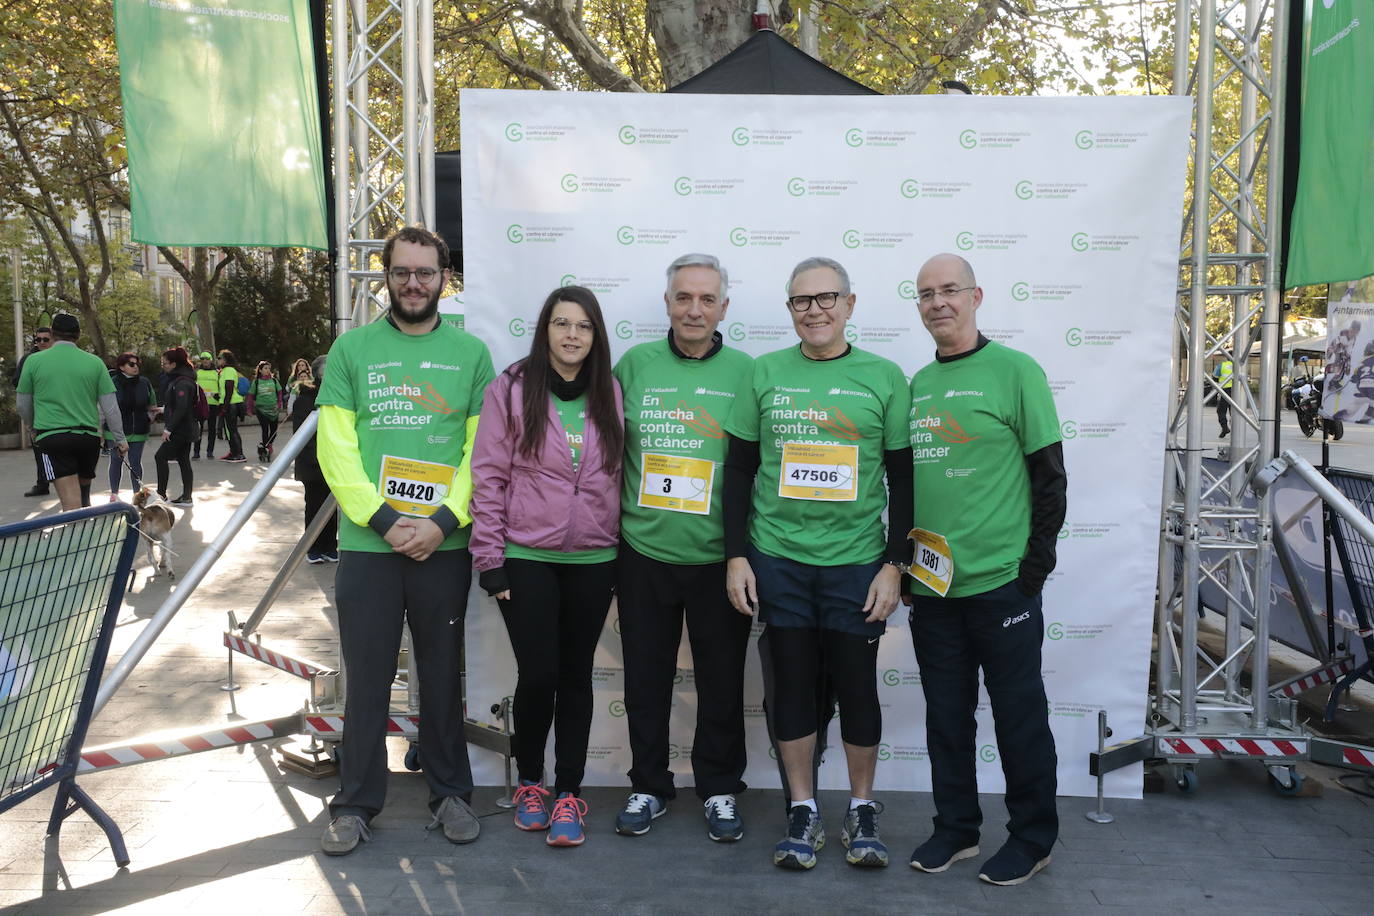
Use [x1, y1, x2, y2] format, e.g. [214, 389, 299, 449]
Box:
[497, 557, 616, 795]
[256, 411, 279, 448]
[154, 437, 193, 498]
[766, 625, 882, 747]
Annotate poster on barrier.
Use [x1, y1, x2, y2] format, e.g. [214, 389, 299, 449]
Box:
[1322, 278, 1374, 422]
[459, 89, 1190, 799]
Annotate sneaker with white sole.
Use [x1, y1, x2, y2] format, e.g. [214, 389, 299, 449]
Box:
[615, 792, 667, 836]
[321, 814, 371, 855]
[704, 794, 743, 842]
[841, 802, 889, 867]
[773, 804, 824, 870]
[978, 844, 1051, 886]
[910, 834, 980, 873]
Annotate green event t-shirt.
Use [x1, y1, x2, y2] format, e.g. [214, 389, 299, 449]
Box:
[615, 337, 753, 566]
[724, 344, 910, 567]
[908, 340, 1062, 598]
[554, 392, 586, 470]
[251, 377, 281, 419]
[196, 368, 221, 404]
[317, 318, 495, 553]
[17, 344, 115, 441]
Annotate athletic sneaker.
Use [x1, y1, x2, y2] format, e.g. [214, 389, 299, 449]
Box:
[229, 455, 247, 463]
[320, 814, 371, 855]
[910, 834, 980, 873]
[978, 844, 1051, 886]
[108, 492, 120, 503]
[512, 780, 551, 831]
[841, 802, 888, 867]
[307, 553, 325, 565]
[170, 495, 193, 507]
[323, 551, 340, 562]
[23, 485, 49, 497]
[704, 794, 743, 842]
[427, 795, 480, 844]
[615, 792, 666, 836]
[773, 804, 824, 870]
[546, 792, 588, 847]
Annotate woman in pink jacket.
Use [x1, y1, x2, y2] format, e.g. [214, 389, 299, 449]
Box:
[470, 285, 624, 848]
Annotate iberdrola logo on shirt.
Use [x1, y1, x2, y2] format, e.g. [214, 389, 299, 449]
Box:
[911, 404, 978, 462]
[768, 392, 861, 442]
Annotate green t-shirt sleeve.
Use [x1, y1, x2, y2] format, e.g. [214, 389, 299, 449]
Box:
[317, 337, 356, 411]
[723, 361, 760, 442]
[1015, 357, 1062, 455]
[469, 341, 496, 416]
[882, 361, 912, 450]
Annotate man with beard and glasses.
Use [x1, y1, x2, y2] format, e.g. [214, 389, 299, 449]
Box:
[316, 225, 496, 856]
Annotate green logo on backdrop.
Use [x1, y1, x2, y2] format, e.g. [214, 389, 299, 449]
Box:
[609, 699, 626, 716]
[731, 127, 750, 146]
[504, 122, 523, 142]
[955, 231, 974, 251]
[560, 173, 579, 193]
[979, 744, 998, 763]
[727, 322, 746, 342]
[618, 125, 637, 145]
[1060, 420, 1079, 439]
[844, 128, 864, 147]
[882, 669, 900, 687]
[729, 227, 749, 247]
[841, 229, 861, 249]
[844, 324, 859, 343]
[674, 176, 693, 196]
[559, 273, 577, 287]
[1065, 327, 1083, 346]
[616, 226, 636, 245]
[1015, 180, 1034, 200]
[612, 616, 621, 635]
[615, 321, 633, 340]
[508, 318, 526, 337]
[506, 224, 524, 244]
[1075, 130, 1095, 150]
[787, 177, 806, 197]
[900, 179, 920, 199]
[1057, 526, 1070, 540]
[1070, 232, 1089, 252]
[959, 129, 978, 149]
[1012, 282, 1031, 301]
[1048, 622, 1065, 640]
[898, 280, 917, 300]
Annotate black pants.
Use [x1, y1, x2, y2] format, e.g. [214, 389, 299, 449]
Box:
[154, 437, 193, 498]
[617, 542, 751, 801]
[256, 411, 279, 450]
[910, 580, 1059, 859]
[497, 557, 615, 795]
[205, 405, 220, 455]
[222, 403, 243, 457]
[303, 477, 337, 554]
[331, 549, 474, 820]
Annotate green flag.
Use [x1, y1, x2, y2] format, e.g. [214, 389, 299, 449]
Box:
[115, 0, 328, 249]
[1286, 1, 1374, 287]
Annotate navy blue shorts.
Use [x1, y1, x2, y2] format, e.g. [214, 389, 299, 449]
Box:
[748, 545, 886, 638]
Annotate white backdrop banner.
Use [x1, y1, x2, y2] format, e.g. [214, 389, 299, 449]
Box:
[459, 89, 1189, 799]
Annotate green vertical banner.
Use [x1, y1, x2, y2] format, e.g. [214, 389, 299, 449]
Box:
[1286, 1, 1374, 287]
[115, 0, 328, 249]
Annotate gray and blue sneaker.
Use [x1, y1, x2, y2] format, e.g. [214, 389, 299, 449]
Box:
[841, 802, 889, 867]
[773, 804, 824, 870]
[704, 794, 743, 842]
[615, 792, 667, 836]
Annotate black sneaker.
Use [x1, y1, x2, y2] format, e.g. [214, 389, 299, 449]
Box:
[910, 834, 980, 873]
[24, 485, 50, 497]
[170, 495, 194, 507]
[977, 843, 1051, 886]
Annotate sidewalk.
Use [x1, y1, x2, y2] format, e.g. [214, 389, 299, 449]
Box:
[1, 428, 1373, 915]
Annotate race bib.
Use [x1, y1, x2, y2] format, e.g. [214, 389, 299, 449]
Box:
[379, 454, 456, 517]
[637, 452, 713, 515]
[908, 528, 954, 597]
[778, 442, 858, 501]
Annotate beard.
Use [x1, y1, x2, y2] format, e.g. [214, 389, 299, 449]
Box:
[388, 281, 442, 326]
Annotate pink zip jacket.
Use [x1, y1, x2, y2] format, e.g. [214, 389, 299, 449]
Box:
[469, 367, 623, 571]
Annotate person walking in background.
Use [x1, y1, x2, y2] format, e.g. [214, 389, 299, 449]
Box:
[217, 349, 245, 461]
[470, 286, 624, 849]
[292, 355, 336, 563]
[195, 351, 220, 460]
[106, 352, 156, 501]
[155, 347, 197, 507]
[249, 360, 282, 462]
[11, 326, 53, 497]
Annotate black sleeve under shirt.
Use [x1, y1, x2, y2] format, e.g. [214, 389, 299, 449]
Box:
[1019, 441, 1068, 595]
[723, 434, 760, 559]
[884, 447, 914, 565]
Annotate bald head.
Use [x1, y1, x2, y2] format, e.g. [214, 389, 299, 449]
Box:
[917, 253, 976, 290]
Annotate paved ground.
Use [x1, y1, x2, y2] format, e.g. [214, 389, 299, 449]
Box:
[1, 420, 1373, 914]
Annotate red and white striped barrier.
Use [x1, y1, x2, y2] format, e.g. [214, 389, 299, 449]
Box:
[1160, 736, 1307, 758]
[223, 633, 326, 679]
[306, 714, 420, 738]
[76, 715, 302, 772]
[1339, 746, 1374, 769]
[1271, 658, 1356, 698]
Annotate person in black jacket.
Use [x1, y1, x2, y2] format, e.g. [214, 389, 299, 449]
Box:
[106, 352, 156, 500]
[11, 326, 53, 497]
[292, 354, 336, 562]
[155, 347, 198, 506]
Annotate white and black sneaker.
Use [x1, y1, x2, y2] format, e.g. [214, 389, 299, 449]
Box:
[704, 794, 743, 842]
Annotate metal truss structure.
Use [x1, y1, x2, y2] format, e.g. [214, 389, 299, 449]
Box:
[331, 0, 435, 331]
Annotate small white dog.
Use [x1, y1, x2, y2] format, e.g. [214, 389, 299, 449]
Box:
[131, 486, 179, 583]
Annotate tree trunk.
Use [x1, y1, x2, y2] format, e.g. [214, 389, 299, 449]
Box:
[648, 0, 755, 86]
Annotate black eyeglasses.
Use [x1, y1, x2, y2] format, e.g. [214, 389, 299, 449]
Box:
[34, 337, 51, 343]
[786, 291, 843, 312]
[388, 267, 440, 283]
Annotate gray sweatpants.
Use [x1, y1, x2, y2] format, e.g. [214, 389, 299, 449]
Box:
[330, 548, 474, 821]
